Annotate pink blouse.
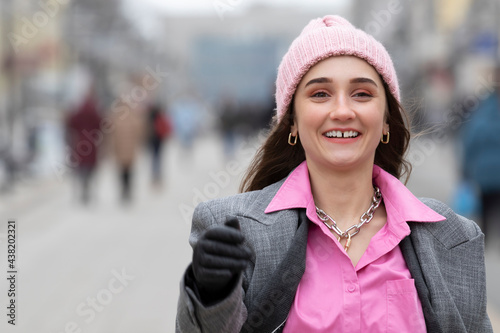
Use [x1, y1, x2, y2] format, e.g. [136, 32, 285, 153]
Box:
[265, 161, 445, 332]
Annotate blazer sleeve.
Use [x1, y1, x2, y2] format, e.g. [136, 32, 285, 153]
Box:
[452, 216, 492, 333]
[438, 217, 492, 333]
[175, 201, 248, 333]
[410, 198, 493, 333]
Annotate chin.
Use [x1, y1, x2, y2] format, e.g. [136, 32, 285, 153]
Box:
[324, 156, 370, 171]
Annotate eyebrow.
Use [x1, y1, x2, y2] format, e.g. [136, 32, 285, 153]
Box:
[304, 77, 332, 87]
[304, 76, 379, 88]
[350, 77, 379, 87]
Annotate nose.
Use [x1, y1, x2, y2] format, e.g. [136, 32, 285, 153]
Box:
[330, 95, 355, 121]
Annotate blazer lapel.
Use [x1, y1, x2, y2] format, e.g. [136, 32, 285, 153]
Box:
[241, 209, 309, 333]
[400, 235, 443, 333]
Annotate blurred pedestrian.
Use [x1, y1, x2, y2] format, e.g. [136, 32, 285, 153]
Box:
[66, 87, 102, 204]
[171, 93, 203, 159]
[147, 102, 172, 186]
[461, 66, 500, 245]
[176, 15, 492, 332]
[218, 96, 239, 159]
[110, 99, 145, 203]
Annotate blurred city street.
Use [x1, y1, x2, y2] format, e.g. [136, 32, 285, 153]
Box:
[1, 0, 500, 332]
[0, 133, 498, 332]
[0, 133, 250, 333]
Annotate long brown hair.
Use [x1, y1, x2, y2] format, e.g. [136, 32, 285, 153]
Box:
[239, 81, 412, 192]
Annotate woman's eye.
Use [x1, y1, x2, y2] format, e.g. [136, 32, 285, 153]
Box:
[312, 92, 329, 98]
[353, 92, 372, 98]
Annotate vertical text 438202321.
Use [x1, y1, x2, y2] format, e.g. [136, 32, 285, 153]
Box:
[6, 219, 18, 326]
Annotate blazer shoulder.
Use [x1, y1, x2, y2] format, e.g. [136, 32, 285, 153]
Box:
[414, 197, 483, 249]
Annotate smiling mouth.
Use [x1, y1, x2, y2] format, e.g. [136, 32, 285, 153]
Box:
[324, 130, 360, 138]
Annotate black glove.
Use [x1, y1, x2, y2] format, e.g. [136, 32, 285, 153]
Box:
[192, 217, 252, 303]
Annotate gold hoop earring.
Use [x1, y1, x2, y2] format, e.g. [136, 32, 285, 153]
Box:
[288, 133, 298, 146]
[381, 132, 390, 144]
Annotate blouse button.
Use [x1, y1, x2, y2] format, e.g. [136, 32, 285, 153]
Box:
[347, 284, 356, 293]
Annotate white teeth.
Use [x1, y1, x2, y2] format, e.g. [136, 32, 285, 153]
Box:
[325, 130, 359, 138]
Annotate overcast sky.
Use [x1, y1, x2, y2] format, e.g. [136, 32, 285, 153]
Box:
[122, 0, 350, 38]
[127, 0, 350, 16]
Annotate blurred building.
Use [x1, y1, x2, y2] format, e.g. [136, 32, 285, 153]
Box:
[0, 1, 70, 184]
[2, 0, 498, 189]
[159, 5, 349, 105]
[0, 0, 170, 189]
[350, 0, 499, 129]
[61, 0, 170, 107]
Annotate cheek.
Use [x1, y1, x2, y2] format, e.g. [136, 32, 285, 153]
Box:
[296, 116, 323, 143]
[368, 104, 387, 130]
[296, 102, 328, 127]
[294, 114, 318, 148]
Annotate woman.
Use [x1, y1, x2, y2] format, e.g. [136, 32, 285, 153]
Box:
[110, 94, 145, 202]
[176, 15, 492, 333]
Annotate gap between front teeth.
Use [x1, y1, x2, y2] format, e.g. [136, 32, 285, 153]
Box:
[325, 130, 359, 138]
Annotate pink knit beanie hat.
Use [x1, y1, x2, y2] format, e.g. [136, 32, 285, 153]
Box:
[275, 15, 400, 122]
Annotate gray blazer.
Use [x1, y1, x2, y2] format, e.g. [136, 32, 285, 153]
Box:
[176, 178, 493, 333]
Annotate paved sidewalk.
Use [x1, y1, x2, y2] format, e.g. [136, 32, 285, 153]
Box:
[0, 135, 250, 333]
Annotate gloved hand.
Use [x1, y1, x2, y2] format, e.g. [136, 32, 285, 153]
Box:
[192, 217, 252, 302]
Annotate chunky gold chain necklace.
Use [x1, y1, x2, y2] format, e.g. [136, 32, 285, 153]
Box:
[315, 186, 382, 252]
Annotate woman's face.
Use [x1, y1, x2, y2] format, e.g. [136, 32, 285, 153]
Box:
[291, 55, 388, 173]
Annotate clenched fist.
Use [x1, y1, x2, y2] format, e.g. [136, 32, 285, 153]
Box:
[192, 217, 252, 302]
